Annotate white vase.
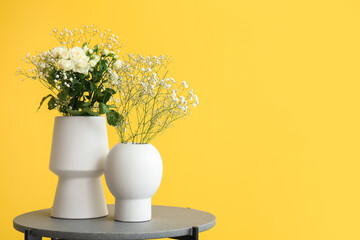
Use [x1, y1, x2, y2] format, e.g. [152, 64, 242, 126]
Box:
[49, 116, 109, 219]
[104, 143, 163, 222]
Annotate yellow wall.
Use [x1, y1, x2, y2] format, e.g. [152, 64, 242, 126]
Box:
[1, 0, 360, 239]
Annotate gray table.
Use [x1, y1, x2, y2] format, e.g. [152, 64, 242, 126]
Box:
[13, 205, 216, 240]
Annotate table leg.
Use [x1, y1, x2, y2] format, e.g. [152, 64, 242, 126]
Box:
[172, 226, 199, 240]
[24, 230, 42, 240]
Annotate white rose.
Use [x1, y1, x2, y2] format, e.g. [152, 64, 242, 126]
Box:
[60, 50, 70, 59]
[112, 60, 122, 71]
[56, 59, 74, 71]
[52, 46, 69, 59]
[74, 65, 90, 74]
[76, 55, 89, 68]
[73, 55, 90, 74]
[69, 46, 86, 62]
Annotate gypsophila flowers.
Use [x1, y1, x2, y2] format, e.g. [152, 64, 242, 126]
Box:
[107, 54, 199, 143]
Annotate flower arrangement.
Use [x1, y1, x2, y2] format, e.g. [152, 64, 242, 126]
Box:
[18, 26, 122, 125]
[18, 25, 199, 142]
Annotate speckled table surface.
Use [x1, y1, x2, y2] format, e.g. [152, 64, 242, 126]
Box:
[13, 205, 216, 240]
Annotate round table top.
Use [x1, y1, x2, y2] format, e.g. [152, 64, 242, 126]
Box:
[13, 205, 216, 240]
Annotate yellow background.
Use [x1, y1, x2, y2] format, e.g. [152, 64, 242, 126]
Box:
[1, 0, 360, 239]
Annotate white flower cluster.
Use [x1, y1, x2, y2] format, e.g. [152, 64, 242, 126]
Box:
[108, 53, 199, 143]
[51, 25, 121, 53]
[22, 44, 103, 82]
[54, 46, 92, 74]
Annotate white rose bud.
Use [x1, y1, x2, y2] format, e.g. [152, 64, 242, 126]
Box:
[93, 55, 100, 63]
[101, 49, 109, 56]
[89, 60, 97, 68]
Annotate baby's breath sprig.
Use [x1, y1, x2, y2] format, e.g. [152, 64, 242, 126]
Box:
[51, 25, 122, 53]
[108, 54, 199, 143]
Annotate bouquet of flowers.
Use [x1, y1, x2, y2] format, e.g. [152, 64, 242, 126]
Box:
[18, 25, 199, 142]
[18, 25, 122, 125]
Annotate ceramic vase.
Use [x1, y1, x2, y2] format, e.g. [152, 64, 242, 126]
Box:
[49, 116, 109, 219]
[104, 143, 163, 222]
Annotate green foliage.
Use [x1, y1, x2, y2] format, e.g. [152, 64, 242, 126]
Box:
[39, 61, 121, 126]
[106, 110, 123, 126]
[35, 49, 120, 126]
[38, 94, 53, 110]
[47, 97, 57, 110]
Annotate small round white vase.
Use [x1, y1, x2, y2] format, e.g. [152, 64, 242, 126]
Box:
[49, 116, 109, 219]
[104, 143, 163, 222]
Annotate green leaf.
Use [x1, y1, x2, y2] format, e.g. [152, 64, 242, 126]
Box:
[92, 72, 102, 83]
[99, 103, 110, 114]
[105, 88, 116, 94]
[48, 97, 56, 110]
[79, 101, 92, 107]
[66, 107, 98, 116]
[99, 59, 108, 73]
[90, 82, 96, 91]
[70, 82, 81, 97]
[57, 90, 68, 101]
[101, 88, 116, 103]
[66, 109, 86, 116]
[106, 110, 123, 126]
[83, 81, 90, 90]
[47, 70, 57, 87]
[38, 94, 53, 111]
[83, 107, 99, 116]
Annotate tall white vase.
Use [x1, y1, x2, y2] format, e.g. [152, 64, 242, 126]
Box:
[104, 143, 163, 222]
[49, 116, 109, 219]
